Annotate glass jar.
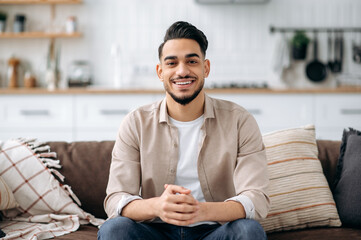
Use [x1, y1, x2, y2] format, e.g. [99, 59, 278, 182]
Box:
[13, 14, 26, 33]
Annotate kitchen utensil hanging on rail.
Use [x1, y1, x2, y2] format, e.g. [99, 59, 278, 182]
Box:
[306, 31, 327, 82]
[353, 31, 361, 63]
[332, 31, 343, 73]
[327, 31, 334, 71]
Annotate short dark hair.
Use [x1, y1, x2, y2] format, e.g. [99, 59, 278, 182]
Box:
[158, 21, 208, 60]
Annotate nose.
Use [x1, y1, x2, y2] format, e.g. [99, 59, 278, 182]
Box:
[176, 62, 190, 77]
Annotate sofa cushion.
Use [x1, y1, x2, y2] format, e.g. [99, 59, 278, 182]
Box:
[333, 128, 361, 227]
[268, 227, 361, 240]
[51, 225, 99, 240]
[316, 140, 341, 191]
[259, 125, 341, 232]
[48, 141, 114, 219]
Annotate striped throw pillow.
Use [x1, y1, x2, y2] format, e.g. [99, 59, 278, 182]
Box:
[260, 125, 341, 232]
[0, 176, 18, 210]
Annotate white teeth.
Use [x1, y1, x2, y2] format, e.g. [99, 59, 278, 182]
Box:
[175, 81, 192, 85]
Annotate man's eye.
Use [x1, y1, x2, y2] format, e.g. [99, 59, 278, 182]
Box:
[189, 60, 198, 64]
[166, 62, 176, 66]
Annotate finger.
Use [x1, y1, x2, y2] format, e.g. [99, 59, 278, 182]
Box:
[165, 184, 191, 195]
[164, 194, 198, 206]
[162, 202, 199, 214]
[163, 211, 197, 222]
[174, 194, 199, 205]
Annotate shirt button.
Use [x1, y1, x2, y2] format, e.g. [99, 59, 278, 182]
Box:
[173, 143, 178, 148]
[170, 169, 175, 173]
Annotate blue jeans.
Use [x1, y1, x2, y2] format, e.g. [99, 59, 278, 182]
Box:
[98, 217, 267, 240]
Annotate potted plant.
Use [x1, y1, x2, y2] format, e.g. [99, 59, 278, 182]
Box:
[291, 31, 310, 60]
[0, 12, 7, 33]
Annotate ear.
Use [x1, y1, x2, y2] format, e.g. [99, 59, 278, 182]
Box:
[204, 59, 210, 78]
[156, 63, 163, 82]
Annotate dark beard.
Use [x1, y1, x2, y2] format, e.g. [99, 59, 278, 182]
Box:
[166, 81, 204, 106]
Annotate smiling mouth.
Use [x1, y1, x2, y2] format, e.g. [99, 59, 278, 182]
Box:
[171, 76, 196, 87]
[174, 81, 193, 85]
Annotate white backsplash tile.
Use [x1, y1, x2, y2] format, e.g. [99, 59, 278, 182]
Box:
[0, 0, 361, 89]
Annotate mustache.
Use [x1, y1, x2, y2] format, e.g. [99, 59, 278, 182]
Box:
[170, 75, 197, 81]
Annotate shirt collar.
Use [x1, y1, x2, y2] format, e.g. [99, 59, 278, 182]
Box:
[159, 97, 168, 123]
[159, 94, 215, 124]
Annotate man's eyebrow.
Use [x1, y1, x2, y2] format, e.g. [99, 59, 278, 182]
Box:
[185, 53, 200, 58]
[163, 53, 200, 62]
[163, 56, 177, 61]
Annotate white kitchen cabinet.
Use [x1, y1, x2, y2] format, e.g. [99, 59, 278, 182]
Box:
[315, 94, 361, 140]
[0, 91, 359, 142]
[0, 130, 74, 142]
[0, 95, 74, 141]
[74, 94, 158, 141]
[210, 94, 315, 134]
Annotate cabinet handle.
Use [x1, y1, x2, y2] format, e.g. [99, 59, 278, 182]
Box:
[340, 109, 361, 115]
[20, 110, 50, 116]
[248, 109, 262, 115]
[100, 109, 129, 115]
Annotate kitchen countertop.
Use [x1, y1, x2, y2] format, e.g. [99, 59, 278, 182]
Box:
[0, 87, 361, 95]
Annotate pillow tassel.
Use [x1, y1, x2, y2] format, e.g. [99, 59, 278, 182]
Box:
[18, 138, 37, 144]
[50, 169, 66, 182]
[42, 158, 61, 169]
[38, 152, 57, 158]
[33, 145, 51, 153]
[62, 185, 82, 206]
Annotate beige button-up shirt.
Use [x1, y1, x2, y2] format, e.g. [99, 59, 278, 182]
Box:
[104, 94, 270, 220]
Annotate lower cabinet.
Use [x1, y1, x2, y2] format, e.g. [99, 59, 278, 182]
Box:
[0, 93, 359, 142]
[0, 95, 74, 142]
[315, 94, 361, 140]
[74, 94, 157, 141]
[210, 94, 314, 134]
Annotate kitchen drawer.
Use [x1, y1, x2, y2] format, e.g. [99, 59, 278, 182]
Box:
[316, 127, 345, 141]
[74, 129, 117, 141]
[75, 94, 156, 129]
[210, 94, 315, 134]
[0, 95, 73, 128]
[0, 129, 73, 142]
[315, 94, 361, 128]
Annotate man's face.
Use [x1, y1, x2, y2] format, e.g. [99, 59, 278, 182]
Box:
[157, 39, 210, 106]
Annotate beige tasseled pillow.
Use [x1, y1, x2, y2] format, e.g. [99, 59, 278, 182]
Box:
[260, 125, 341, 233]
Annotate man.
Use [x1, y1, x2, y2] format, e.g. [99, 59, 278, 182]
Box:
[98, 21, 270, 240]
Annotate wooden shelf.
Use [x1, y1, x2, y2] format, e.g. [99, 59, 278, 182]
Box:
[0, 0, 82, 4]
[0, 32, 82, 38]
[1, 87, 361, 95]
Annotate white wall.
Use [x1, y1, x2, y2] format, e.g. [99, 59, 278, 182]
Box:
[1, 0, 361, 89]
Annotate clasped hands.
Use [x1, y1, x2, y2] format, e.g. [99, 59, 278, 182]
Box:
[155, 184, 201, 226]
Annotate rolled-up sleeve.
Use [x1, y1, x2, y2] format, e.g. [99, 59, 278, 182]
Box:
[234, 113, 270, 220]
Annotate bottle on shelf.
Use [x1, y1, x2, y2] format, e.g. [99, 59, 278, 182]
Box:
[13, 14, 26, 33]
[65, 16, 77, 34]
[7, 57, 20, 88]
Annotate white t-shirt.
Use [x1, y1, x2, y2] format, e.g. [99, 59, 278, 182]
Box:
[170, 115, 206, 203]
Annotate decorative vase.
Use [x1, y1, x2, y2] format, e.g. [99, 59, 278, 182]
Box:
[45, 69, 57, 91]
[292, 45, 307, 60]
